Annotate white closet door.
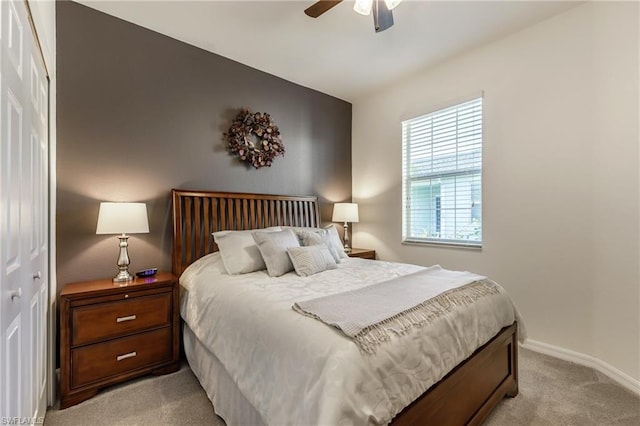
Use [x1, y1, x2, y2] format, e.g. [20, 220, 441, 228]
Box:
[0, 0, 49, 420]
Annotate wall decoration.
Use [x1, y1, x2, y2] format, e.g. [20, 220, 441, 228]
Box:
[224, 108, 285, 169]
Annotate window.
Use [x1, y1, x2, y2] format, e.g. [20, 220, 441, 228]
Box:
[402, 97, 483, 247]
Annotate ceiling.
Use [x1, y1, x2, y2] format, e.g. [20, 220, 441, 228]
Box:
[76, 1, 579, 102]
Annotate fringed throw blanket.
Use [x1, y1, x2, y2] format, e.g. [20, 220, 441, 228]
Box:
[292, 265, 501, 354]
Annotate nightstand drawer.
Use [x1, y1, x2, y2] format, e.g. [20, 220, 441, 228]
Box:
[72, 292, 171, 346]
[71, 327, 172, 388]
[348, 248, 376, 260]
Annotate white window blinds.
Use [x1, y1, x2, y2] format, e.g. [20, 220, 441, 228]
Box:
[402, 97, 483, 246]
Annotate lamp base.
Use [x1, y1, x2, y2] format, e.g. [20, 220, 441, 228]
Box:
[112, 234, 134, 284]
[343, 222, 351, 253]
[112, 270, 134, 283]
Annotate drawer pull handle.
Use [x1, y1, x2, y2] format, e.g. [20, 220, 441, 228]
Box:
[116, 351, 137, 361]
[116, 315, 137, 323]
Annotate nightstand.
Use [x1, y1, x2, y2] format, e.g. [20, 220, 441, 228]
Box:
[348, 248, 376, 260]
[59, 272, 180, 409]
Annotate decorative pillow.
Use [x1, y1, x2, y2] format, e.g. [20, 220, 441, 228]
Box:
[253, 228, 300, 277]
[284, 226, 326, 244]
[287, 245, 338, 277]
[297, 230, 342, 263]
[213, 227, 281, 275]
[324, 225, 349, 261]
[299, 230, 325, 246]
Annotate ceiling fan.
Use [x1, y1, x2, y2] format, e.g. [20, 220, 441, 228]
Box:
[305, 0, 403, 33]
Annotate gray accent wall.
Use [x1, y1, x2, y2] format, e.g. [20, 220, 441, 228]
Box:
[56, 1, 352, 287]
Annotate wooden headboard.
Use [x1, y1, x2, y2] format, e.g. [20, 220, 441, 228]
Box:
[172, 189, 321, 275]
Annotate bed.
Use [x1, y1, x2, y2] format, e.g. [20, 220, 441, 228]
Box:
[172, 189, 520, 425]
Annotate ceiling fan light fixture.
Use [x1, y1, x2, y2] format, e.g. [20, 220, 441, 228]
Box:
[384, 0, 403, 10]
[353, 0, 373, 16]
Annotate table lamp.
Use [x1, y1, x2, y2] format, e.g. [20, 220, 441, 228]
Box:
[332, 202, 359, 253]
[96, 202, 149, 282]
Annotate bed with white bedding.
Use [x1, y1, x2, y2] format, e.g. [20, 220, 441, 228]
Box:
[172, 189, 522, 425]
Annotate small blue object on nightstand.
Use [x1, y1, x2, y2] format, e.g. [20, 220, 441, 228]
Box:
[135, 268, 158, 278]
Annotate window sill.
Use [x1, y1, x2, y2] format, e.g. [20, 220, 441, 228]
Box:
[402, 239, 483, 250]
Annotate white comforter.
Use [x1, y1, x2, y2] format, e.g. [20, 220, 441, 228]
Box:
[180, 253, 520, 426]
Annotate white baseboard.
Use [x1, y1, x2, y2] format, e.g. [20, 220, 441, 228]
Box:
[522, 339, 640, 396]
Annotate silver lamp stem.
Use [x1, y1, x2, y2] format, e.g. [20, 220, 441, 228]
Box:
[343, 221, 351, 253]
[113, 233, 134, 282]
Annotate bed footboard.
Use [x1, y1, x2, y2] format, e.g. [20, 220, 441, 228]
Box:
[392, 322, 518, 425]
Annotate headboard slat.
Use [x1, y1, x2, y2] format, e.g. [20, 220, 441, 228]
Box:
[292, 201, 298, 227]
[242, 199, 249, 230]
[220, 198, 227, 232]
[211, 198, 219, 253]
[249, 199, 256, 229]
[274, 202, 280, 226]
[172, 189, 321, 275]
[193, 197, 202, 259]
[184, 197, 193, 267]
[268, 200, 275, 225]
[254, 200, 261, 229]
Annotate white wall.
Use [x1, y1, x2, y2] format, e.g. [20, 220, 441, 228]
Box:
[352, 2, 639, 384]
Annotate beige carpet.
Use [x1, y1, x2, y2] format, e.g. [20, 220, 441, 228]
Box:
[45, 348, 639, 425]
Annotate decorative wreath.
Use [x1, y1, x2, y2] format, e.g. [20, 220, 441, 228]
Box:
[223, 108, 285, 169]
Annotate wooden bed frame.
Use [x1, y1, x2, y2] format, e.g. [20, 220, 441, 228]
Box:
[172, 188, 518, 425]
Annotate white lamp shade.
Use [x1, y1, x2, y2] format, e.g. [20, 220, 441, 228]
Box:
[96, 202, 150, 235]
[332, 203, 359, 223]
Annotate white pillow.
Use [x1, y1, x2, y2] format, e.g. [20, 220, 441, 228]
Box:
[324, 225, 349, 261]
[284, 226, 326, 244]
[298, 230, 325, 246]
[287, 245, 337, 277]
[297, 229, 341, 263]
[253, 228, 300, 277]
[213, 227, 281, 274]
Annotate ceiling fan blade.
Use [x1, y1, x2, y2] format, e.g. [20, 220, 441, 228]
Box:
[373, 0, 394, 32]
[304, 0, 343, 18]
